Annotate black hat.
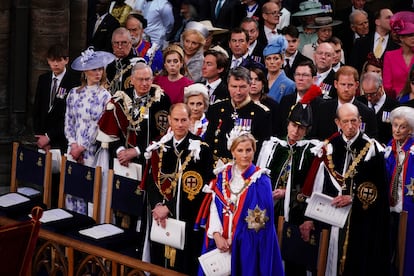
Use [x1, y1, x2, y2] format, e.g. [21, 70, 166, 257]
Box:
[129, 12, 147, 29]
[288, 103, 312, 127]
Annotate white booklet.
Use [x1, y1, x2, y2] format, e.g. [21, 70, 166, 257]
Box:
[0, 193, 30, 207]
[79, 223, 124, 239]
[31, 208, 73, 223]
[198, 248, 231, 276]
[113, 158, 142, 181]
[18, 187, 41, 197]
[305, 192, 352, 228]
[150, 218, 186, 250]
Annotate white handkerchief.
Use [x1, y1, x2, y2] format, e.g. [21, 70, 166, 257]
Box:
[198, 248, 231, 276]
[150, 218, 186, 250]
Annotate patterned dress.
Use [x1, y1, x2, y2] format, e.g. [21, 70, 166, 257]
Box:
[65, 84, 111, 166]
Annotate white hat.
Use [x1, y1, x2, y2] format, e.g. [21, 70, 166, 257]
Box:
[199, 20, 228, 36]
[71, 47, 116, 71]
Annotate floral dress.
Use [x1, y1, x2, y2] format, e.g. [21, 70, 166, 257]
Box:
[65, 85, 111, 166]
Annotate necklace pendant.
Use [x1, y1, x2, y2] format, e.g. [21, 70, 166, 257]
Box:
[230, 194, 237, 202]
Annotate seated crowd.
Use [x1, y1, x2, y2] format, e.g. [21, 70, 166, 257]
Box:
[30, 0, 414, 275]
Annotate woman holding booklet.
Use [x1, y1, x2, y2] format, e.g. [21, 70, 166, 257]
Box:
[197, 130, 284, 275]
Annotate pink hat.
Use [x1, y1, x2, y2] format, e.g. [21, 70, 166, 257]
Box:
[390, 11, 414, 35]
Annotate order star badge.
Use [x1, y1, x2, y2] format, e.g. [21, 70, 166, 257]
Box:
[245, 205, 269, 232]
[405, 178, 414, 197]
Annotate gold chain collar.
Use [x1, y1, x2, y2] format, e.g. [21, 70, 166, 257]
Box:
[156, 143, 194, 199]
[325, 141, 371, 183]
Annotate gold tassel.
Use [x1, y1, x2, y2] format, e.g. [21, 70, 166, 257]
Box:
[339, 210, 352, 275]
[164, 245, 176, 267]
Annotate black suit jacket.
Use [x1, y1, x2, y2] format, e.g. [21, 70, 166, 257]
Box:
[87, 13, 120, 52]
[250, 40, 266, 65]
[357, 95, 399, 145]
[33, 70, 79, 152]
[277, 91, 322, 138]
[350, 33, 400, 74]
[310, 98, 378, 140]
[334, 6, 374, 61]
[211, 0, 239, 29]
[204, 79, 229, 105]
[284, 52, 312, 80]
[320, 69, 337, 99]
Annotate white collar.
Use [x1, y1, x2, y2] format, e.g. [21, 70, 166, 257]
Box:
[206, 78, 222, 91]
[248, 40, 258, 55]
[52, 68, 66, 82]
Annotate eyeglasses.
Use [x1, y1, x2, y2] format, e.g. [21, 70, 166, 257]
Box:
[264, 11, 283, 17]
[112, 41, 130, 47]
[363, 87, 380, 98]
[294, 73, 312, 79]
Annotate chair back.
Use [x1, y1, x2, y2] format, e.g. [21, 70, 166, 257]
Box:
[10, 142, 52, 208]
[0, 206, 43, 276]
[58, 155, 102, 222]
[104, 169, 145, 224]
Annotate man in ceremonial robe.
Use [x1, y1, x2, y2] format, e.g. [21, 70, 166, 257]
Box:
[145, 103, 215, 275]
[301, 103, 390, 276]
[257, 91, 322, 275]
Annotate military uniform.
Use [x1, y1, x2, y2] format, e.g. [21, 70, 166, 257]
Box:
[146, 132, 215, 275]
[204, 98, 272, 162]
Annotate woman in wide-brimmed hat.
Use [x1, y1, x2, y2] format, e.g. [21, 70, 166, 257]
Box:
[383, 11, 414, 99]
[64, 47, 115, 166]
[263, 35, 295, 103]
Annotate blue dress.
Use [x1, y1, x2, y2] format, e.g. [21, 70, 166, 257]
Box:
[268, 70, 295, 103]
[200, 164, 284, 276]
[385, 137, 414, 276]
[65, 85, 111, 166]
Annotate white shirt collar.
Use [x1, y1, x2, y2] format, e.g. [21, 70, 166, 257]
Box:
[206, 78, 222, 92]
[248, 40, 258, 56]
[52, 68, 66, 83]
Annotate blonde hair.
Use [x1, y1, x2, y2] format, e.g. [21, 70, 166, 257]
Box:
[230, 133, 257, 153]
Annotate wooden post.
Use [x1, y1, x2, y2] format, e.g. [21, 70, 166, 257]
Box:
[398, 211, 408, 276]
[317, 229, 329, 276]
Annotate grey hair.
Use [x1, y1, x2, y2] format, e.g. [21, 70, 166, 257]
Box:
[349, 9, 368, 25]
[112, 27, 132, 42]
[390, 106, 414, 132]
[227, 66, 251, 84]
[360, 71, 382, 91]
[183, 83, 210, 111]
[132, 61, 153, 76]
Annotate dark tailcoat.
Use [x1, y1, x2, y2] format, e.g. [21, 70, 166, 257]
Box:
[33, 70, 79, 152]
[350, 33, 400, 74]
[284, 51, 312, 80]
[87, 13, 120, 52]
[357, 94, 399, 145]
[211, 0, 239, 29]
[310, 98, 378, 140]
[319, 69, 337, 99]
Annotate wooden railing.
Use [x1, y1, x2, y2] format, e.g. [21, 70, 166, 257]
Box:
[0, 216, 186, 276]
